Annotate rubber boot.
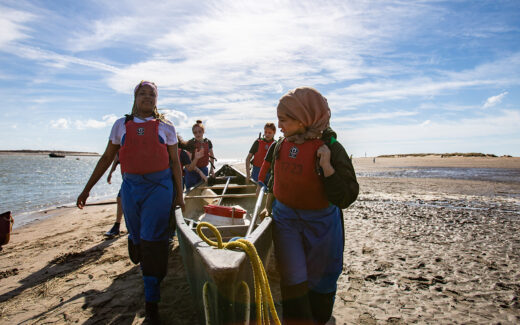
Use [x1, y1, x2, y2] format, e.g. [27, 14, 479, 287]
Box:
[128, 238, 141, 264]
[280, 281, 314, 325]
[309, 290, 336, 325]
[140, 240, 169, 280]
[144, 301, 161, 325]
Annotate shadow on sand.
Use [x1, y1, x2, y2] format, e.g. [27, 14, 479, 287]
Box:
[0, 238, 118, 304]
[15, 241, 198, 324]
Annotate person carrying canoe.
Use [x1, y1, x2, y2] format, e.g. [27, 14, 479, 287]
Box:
[245, 122, 276, 188]
[76, 80, 184, 324]
[184, 120, 215, 190]
[259, 87, 359, 325]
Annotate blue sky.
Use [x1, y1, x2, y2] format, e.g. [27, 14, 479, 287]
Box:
[1, 0, 519, 158]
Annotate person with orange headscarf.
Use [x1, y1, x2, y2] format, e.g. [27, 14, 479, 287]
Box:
[259, 87, 358, 325]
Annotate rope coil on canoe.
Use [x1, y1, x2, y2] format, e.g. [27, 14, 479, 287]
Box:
[196, 221, 281, 325]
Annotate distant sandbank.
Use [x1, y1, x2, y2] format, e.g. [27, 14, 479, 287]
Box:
[353, 155, 520, 170]
[0, 150, 100, 156]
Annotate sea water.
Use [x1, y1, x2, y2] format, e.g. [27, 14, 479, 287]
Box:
[2, 156, 517, 228]
[0, 155, 240, 228]
[356, 166, 520, 183]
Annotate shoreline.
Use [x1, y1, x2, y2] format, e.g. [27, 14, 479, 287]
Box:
[12, 198, 118, 230]
[8, 155, 520, 231]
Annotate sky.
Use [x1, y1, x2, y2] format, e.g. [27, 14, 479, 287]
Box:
[0, 0, 519, 158]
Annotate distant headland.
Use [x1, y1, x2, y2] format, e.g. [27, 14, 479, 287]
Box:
[0, 150, 100, 156]
[377, 153, 513, 158]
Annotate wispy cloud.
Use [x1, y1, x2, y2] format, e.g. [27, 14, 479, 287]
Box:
[7, 45, 120, 73]
[104, 0, 433, 96]
[420, 120, 431, 127]
[67, 16, 145, 52]
[75, 115, 118, 129]
[483, 91, 508, 109]
[162, 109, 189, 129]
[50, 118, 70, 129]
[341, 110, 520, 149]
[334, 111, 418, 123]
[0, 6, 34, 47]
[50, 115, 118, 130]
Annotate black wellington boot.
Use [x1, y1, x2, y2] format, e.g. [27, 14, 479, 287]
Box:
[127, 238, 141, 264]
[280, 281, 314, 325]
[309, 290, 336, 325]
[144, 301, 161, 325]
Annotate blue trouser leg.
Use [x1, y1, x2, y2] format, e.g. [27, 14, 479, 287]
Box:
[251, 165, 260, 181]
[121, 169, 174, 302]
[253, 165, 271, 191]
[184, 166, 208, 190]
[272, 199, 343, 294]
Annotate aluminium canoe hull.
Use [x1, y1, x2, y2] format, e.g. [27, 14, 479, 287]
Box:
[175, 164, 272, 325]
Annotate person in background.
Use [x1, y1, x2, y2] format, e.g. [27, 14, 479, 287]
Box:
[177, 135, 207, 190]
[184, 120, 215, 190]
[245, 123, 276, 192]
[104, 152, 123, 238]
[77, 81, 184, 324]
[168, 135, 207, 242]
[259, 87, 358, 325]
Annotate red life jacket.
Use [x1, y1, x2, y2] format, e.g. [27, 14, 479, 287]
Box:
[273, 139, 329, 210]
[119, 119, 170, 174]
[252, 138, 275, 167]
[190, 139, 210, 168]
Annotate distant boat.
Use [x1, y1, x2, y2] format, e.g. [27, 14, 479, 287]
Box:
[49, 153, 65, 158]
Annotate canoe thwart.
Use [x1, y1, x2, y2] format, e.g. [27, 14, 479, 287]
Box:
[198, 184, 257, 190]
[185, 193, 257, 199]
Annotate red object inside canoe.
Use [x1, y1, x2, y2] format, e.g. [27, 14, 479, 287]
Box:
[203, 205, 246, 218]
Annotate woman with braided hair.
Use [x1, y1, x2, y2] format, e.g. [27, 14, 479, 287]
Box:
[184, 120, 216, 190]
[77, 81, 184, 324]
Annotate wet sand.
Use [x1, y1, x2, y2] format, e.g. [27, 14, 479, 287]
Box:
[1, 156, 519, 324]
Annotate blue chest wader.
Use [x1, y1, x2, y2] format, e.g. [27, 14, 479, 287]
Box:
[119, 117, 174, 321]
[272, 199, 343, 325]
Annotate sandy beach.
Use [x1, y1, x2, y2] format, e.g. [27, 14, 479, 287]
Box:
[1, 156, 519, 324]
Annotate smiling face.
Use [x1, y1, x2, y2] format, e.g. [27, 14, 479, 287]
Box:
[192, 125, 204, 141]
[277, 112, 305, 138]
[135, 85, 157, 117]
[264, 127, 275, 141]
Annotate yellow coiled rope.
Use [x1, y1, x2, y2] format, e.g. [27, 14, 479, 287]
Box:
[196, 221, 281, 325]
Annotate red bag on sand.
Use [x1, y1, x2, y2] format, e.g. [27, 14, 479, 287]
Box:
[0, 211, 14, 251]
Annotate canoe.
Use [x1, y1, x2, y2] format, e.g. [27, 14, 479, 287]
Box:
[49, 153, 65, 158]
[175, 164, 272, 325]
